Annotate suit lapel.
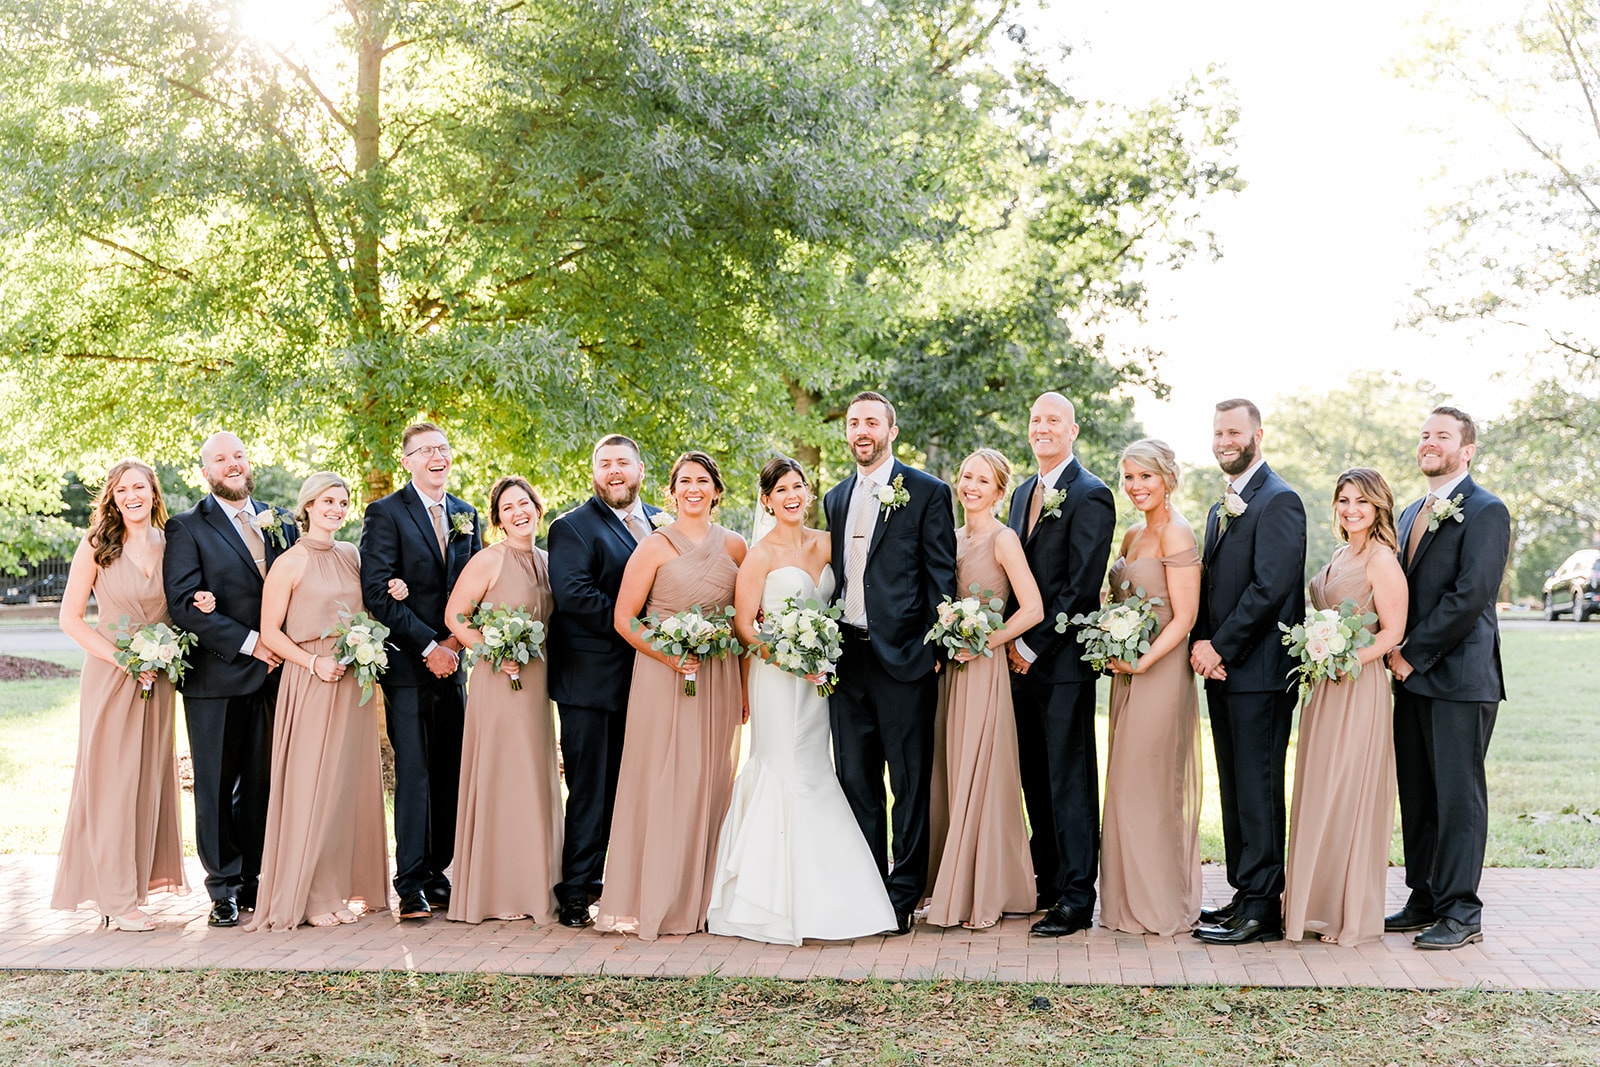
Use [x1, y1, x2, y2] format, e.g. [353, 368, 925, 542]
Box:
[1406, 475, 1477, 573]
[1210, 463, 1268, 552]
[865, 464, 898, 560]
[401, 485, 446, 567]
[252, 501, 287, 570]
[203, 496, 264, 577]
[1008, 475, 1035, 538]
[1203, 504, 1222, 563]
[591, 496, 638, 551]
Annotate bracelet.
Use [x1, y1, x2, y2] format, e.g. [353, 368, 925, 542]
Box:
[308, 655, 318, 676]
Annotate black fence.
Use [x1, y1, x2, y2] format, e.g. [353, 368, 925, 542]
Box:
[2, 557, 71, 604]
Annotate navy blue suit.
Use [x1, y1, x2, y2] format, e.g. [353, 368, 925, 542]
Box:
[163, 495, 297, 903]
[546, 495, 661, 904]
[823, 460, 957, 914]
[1005, 457, 1116, 913]
[1392, 473, 1510, 926]
[1194, 463, 1306, 922]
[359, 484, 481, 897]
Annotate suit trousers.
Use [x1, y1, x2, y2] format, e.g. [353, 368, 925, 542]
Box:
[1205, 686, 1295, 922]
[830, 636, 937, 915]
[183, 690, 274, 903]
[553, 702, 628, 904]
[1012, 675, 1099, 913]
[1393, 690, 1497, 925]
[384, 677, 466, 896]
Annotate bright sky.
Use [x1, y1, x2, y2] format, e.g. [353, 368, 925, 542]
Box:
[1029, 0, 1552, 463]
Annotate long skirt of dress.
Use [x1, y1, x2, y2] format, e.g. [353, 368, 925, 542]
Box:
[595, 652, 742, 941]
[448, 659, 563, 923]
[924, 652, 1035, 928]
[1283, 665, 1396, 946]
[246, 645, 389, 931]
[51, 662, 187, 916]
[1098, 659, 1202, 936]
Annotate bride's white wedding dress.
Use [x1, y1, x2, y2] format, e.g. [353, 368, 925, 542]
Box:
[706, 565, 896, 945]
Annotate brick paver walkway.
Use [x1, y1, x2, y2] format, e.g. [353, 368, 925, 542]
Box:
[3, 856, 1594, 989]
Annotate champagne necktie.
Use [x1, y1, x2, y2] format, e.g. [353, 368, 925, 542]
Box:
[624, 513, 648, 544]
[235, 512, 267, 577]
[1026, 478, 1044, 538]
[430, 503, 448, 558]
[1405, 494, 1437, 567]
[842, 479, 877, 624]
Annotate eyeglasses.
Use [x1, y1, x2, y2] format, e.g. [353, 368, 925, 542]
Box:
[405, 444, 452, 459]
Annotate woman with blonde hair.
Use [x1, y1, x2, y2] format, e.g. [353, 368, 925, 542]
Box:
[52, 459, 188, 930]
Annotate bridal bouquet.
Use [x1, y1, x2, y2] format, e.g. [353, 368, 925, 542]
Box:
[459, 601, 546, 690]
[755, 596, 844, 696]
[111, 617, 197, 699]
[324, 606, 392, 705]
[632, 604, 742, 696]
[1060, 582, 1163, 682]
[1280, 599, 1377, 701]
[924, 584, 1006, 669]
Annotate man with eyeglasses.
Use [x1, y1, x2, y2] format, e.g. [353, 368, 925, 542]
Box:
[360, 422, 483, 920]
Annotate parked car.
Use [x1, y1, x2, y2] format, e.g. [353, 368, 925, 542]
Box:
[1543, 549, 1600, 622]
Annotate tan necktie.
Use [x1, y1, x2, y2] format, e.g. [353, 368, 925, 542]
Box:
[1405, 494, 1436, 567]
[842, 479, 878, 624]
[624, 513, 649, 544]
[430, 503, 448, 558]
[1025, 478, 1044, 538]
[235, 512, 266, 577]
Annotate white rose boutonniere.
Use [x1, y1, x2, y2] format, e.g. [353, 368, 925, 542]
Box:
[1427, 493, 1466, 532]
[1038, 485, 1069, 521]
[650, 511, 673, 529]
[451, 511, 475, 539]
[876, 474, 910, 521]
[251, 507, 289, 549]
[1217, 490, 1247, 534]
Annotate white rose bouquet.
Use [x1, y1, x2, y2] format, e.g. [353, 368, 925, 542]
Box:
[324, 606, 392, 706]
[924, 583, 1006, 670]
[632, 604, 742, 696]
[459, 600, 546, 691]
[1060, 581, 1164, 683]
[1279, 598, 1377, 701]
[754, 595, 844, 696]
[111, 617, 198, 699]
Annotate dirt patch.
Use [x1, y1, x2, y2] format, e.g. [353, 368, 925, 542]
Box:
[0, 654, 76, 682]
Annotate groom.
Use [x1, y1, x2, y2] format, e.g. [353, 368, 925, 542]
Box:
[824, 391, 957, 934]
[1385, 406, 1510, 950]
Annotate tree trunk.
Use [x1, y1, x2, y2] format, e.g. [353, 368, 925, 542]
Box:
[351, 4, 385, 341]
[786, 376, 824, 526]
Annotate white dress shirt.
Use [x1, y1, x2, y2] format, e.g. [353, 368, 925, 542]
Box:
[410, 482, 451, 660]
[842, 456, 895, 628]
[1014, 456, 1078, 664]
[213, 496, 262, 656]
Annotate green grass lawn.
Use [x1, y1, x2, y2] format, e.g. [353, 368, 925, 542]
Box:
[3, 630, 1598, 866]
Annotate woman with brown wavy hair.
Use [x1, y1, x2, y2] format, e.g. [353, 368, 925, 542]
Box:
[1283, 467, 1408, 945]
[52, 459, 189, 930]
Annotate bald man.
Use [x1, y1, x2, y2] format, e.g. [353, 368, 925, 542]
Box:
[163, 431, 298, 927]
[1005, 393, 1116, 937]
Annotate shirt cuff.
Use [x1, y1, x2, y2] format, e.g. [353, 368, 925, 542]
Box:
[422, 640, 438, 657]
[241, 630, 258, 656]
[1014, 637, 1037, 663]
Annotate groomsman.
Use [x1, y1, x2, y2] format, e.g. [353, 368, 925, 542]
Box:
[547, 434, 662, 928]
[164, 431, 297, 927]
[360, 422, 482, 920]
[824, 391, 957, 934]
[1385, 406, 1510, 950]
[1191, 398, 1306, 946]
[1004, 392, 1116, 938]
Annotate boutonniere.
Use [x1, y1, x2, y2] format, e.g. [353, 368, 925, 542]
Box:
[450, 511, 475, 539]
[251, 507, 289, 549]
[650, 511, 673, 529]
[875, 474, 910, 520]
[1428, 493, 1466, 532]
[1038, 485, 1068, 521]
[1217, 490, 1247, 534]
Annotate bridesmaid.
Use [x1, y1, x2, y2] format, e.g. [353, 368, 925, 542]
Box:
[52, 459, 188, 930]
[595, 451, 748, 940]
[1098, 438, 1204, 936]
[443, 476, 563, 924]
[245, 473, 389, 930]
[925, 449, 1043, 930]
[1284, 468, 1407, 945]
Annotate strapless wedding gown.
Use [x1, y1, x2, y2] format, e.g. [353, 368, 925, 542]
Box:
[706, 565, 897, 944]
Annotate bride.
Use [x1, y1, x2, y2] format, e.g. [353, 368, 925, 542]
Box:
[706, 457, 896, 944]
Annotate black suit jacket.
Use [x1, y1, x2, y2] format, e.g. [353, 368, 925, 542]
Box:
[1394, 473, 1510, 703]
[1005, 458, 1116, 685]
[823, 460, 958, 683]
[1193, 463, 1307, 694]
[358, 484, 482, 689]
[163, 495, 298, 699]
[546, 496, 663, 710]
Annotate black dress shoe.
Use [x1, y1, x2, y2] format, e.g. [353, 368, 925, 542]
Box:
[884, 911, 914, 937]
[207, 897, 240, 928]
[1199, 902, 1236, 925]
[397, 891, 432, 920]
[236, 890, 257, 912]
[558, 898, 594, 929]
[424, 883, 451, 910]
[1193, 917, 1282, 945]
[1413, 917, 1482, 950]
[1384, 906, 1438, 933]
[1030, 904, 1092, 938]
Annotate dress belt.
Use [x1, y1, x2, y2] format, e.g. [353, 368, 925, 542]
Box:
[841, 625, 871, 642]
